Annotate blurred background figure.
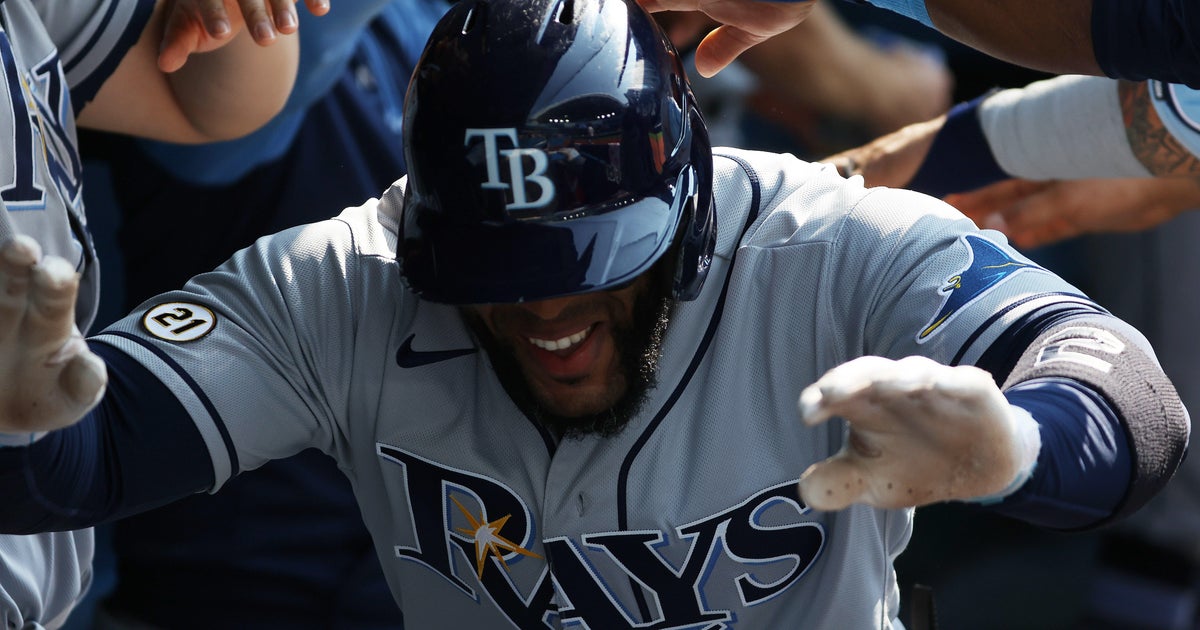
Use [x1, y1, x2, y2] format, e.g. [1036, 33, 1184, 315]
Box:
[69, 2, 452, 628]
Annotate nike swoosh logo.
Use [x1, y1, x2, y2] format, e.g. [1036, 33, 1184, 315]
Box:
[396, 333, 477, 368]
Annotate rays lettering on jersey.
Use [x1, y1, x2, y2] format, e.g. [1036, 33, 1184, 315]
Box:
[379, 445, 825, 628]
[917, 233, 1045, 343]
[465, 128, 555, 211]
[0, 28, 80, 210]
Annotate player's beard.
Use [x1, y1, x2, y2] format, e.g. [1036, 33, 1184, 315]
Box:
[462, 267, 675, 440]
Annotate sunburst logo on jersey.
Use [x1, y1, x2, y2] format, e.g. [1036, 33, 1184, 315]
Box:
[450, 495, 542, 579]
[917, 234, 1045, 343]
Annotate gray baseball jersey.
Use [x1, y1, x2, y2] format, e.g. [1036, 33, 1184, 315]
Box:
[94, 149, 1097, 628]
[0, 0, 149, 332]
[0, 1, 151, 628]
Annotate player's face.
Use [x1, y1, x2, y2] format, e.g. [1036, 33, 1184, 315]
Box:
[462, 265, 674, 438]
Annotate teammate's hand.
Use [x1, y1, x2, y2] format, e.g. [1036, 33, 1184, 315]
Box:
[796, 356, 1040, 511]
[159, 0, 330, 73]
[0, 236, 107, 434]
[637, 0, 816, 77]
[822, 114, 943, 188]
[945, 177, 1200, 250]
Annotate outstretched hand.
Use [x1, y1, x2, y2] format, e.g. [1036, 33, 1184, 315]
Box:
[0, 236, 106, 434]
[945, 177, 1200, 250]
[159, 0, 331, 73]
[638, 0, 816, 77]
[796, 356, 1040, 511]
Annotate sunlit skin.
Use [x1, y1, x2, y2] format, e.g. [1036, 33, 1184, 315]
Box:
[464, 275, 651, 419]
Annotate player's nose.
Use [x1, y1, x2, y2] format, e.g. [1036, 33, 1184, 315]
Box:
[519, 295, 579, 321]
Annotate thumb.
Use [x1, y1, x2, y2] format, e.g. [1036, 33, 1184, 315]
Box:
[158, 25, 200, 73]
[798, 455, 868, 511]
[693, 26, 757, 78]
[59, 350, 107, 416]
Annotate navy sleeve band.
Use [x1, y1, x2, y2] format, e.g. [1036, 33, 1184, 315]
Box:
[990, 377, 1131, 530]
[1092, 0, 1200, 88]
[906, 95, 1009, 199]
[986, 317, 1189, 531]
[0, 342, 214, 533]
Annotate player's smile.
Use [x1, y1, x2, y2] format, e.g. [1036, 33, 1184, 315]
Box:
[525, 323, 599, 379]
[465, 279, 646, 419]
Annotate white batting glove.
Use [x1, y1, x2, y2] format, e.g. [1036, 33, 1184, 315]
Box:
[0, 236, 107, 435]
[796, 355, 1041, 511]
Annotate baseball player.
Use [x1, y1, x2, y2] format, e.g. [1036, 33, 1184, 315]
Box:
[0, 1, 303, 627]
[0, 0, 1188, 627]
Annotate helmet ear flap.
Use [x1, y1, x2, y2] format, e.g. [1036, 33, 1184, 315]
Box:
[672, 107, 715, 301]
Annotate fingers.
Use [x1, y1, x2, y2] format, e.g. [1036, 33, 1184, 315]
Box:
[798, 456, 869, 511]
[0, 236, 82, 354]
[160, 0, 321, 71]
[237, 0, 281, 44]
[799, 452, 942, 511]
[158, 1, 222, 73]
[693, 25, 760, 78]
[944, 179, 1050, 230]
[799, 356, 1000, 433]
[302, 0, 331, 16]
[0, 236, 41, 342]
[799, 356, 952, 429]
[641, 0, 814, 76]
[241, 0, 329, 43]
[27, 256, 80, 356]
[192, 0, 235, 40]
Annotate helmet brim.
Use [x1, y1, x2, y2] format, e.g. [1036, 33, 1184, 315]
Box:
[400, 192, 679, 305]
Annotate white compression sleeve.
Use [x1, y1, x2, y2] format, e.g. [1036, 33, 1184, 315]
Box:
[979, 75, 1152, 180]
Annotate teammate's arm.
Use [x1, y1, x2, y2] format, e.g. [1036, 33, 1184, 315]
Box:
[75, 0, 300, 144]
[827, 76, 1200, 199]
[641, 0, 1200, 86]
[858, 0, 1199, 88]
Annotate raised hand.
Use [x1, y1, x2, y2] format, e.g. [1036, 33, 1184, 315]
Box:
[796, 355, 1040, 511]
[638, 0, 816, 77]
[0, 236, 107, 434]
[159, 0, 331, 73]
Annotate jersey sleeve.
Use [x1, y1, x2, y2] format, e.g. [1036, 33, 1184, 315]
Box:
[32, 0, 155, 110]
[832, 186, 1105, 370]
[89, 206, 379, 490]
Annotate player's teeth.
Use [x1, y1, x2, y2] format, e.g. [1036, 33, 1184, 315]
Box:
[529, 326, 591, 351]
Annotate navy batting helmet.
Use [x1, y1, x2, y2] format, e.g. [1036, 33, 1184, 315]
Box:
[398, 0, 715, 304]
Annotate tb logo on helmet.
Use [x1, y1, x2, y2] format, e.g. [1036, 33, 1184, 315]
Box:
[465, 128, 555, 210]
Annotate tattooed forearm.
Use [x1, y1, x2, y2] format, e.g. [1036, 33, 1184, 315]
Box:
[1120, 80, 1200, 178]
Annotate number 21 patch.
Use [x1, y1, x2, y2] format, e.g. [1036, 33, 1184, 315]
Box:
[142, 302, 217, 342]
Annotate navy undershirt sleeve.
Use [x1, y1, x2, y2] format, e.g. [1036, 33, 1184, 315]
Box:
[1093, 0, 1200, 88]
[989, 377, 1132, 530]
[0, 341, 214, 533]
